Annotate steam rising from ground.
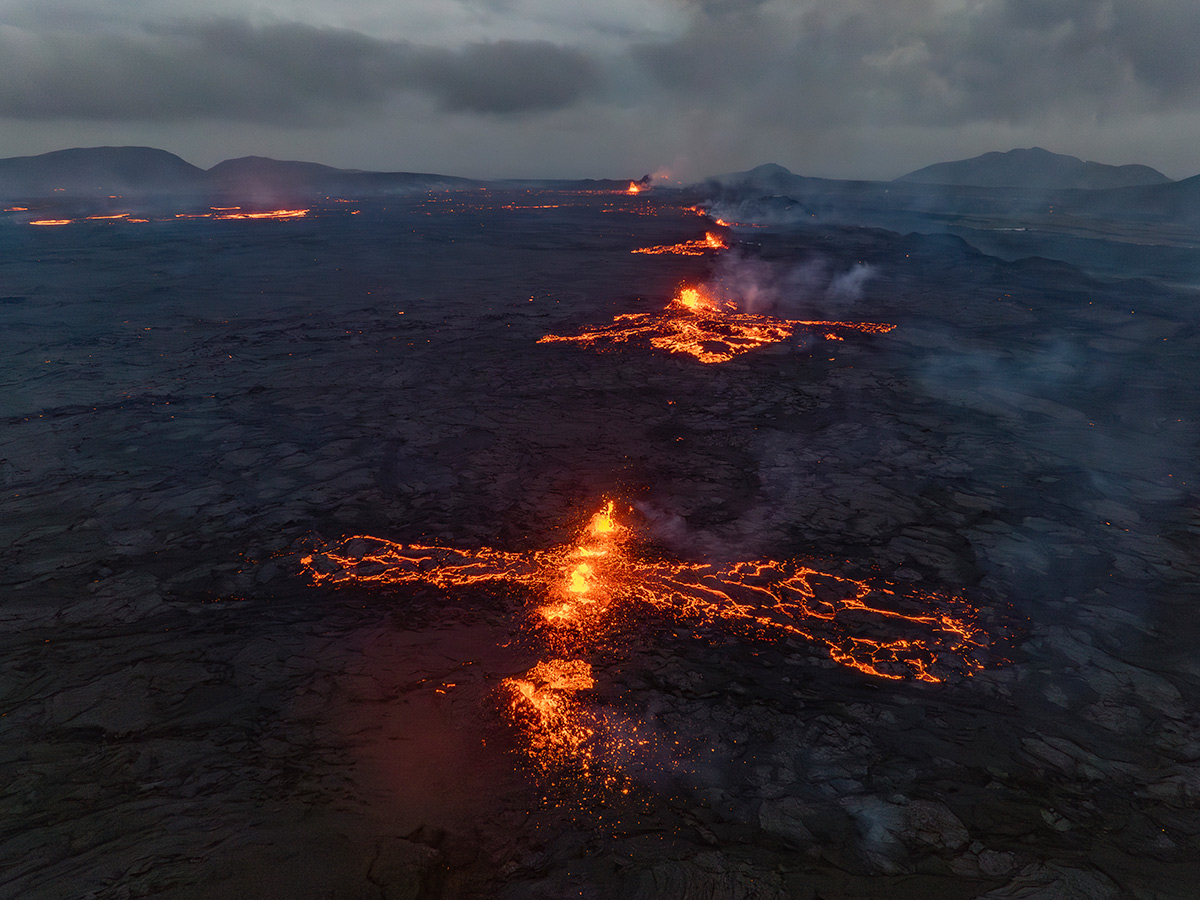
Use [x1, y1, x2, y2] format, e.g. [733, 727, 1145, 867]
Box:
[707, 249, 878, 317]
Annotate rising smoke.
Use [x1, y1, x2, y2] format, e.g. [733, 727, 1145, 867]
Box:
[704, 248, 878, 317]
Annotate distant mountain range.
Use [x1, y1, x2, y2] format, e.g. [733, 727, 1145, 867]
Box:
[893, 147, 1171, 190]
[702, 153, 1200, 226]
[0, 144, 1184, 200]
[0, 146, 656, 203]
[696, 156, 1200, 283]
[0, 146, 478, 200]
[4, 145, 1198, 233]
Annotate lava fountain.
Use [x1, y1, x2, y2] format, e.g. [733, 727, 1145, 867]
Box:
[538, 284, 896, 364]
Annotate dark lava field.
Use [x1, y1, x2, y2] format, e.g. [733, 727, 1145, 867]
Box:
[2, 189, 1198, 899]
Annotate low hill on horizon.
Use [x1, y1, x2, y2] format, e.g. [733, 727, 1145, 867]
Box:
[0, 146, 209, 196]
[0, 146, 479, 200]
[894, 147, 1171, 190]
[205, 154, 478, 201]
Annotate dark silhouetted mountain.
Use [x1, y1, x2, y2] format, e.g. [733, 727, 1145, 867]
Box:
[704, 162, 811, 194]
[0, 146, 208, 196]
[206, 155, 478, 201]
[0, 147, 479, 200]
[207, 156, 353, 186]
[894, 147, 1170, 190]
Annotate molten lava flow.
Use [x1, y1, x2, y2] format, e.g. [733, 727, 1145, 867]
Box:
[632, 232, 727, 256]
[304, 500, 988, 684]
[626, 182, 642, 194]
[29, 219, 72, 226]
[213, 208, 309, 220]
[538, 284, 896, 364]
[304, 500, 994, 774]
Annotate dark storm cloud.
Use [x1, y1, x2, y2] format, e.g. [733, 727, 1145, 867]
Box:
[412, 41, 599, 113]
[0, 17, 598, 122]
[635, 0, 1200, 127]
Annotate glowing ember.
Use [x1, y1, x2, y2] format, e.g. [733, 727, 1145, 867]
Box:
[538, 284, 896, 364]
[503, 659, 597, 771]
[632, 232, 727, 256]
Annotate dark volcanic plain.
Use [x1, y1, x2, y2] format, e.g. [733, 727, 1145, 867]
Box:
[2, 184, 1198, 899]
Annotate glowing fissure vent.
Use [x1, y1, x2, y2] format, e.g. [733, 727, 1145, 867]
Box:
[539, 283, 895, 364]
[303, 500, 994, 773]
[632, 232, 727, 256]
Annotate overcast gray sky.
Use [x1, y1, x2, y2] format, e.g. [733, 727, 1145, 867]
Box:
[2, 0, 1198, 180]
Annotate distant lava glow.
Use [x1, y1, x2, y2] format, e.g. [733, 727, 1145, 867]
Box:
[538, 284, 896, 364]
[27, 208, 310, 226]
[632, 232, 727, 256]
[212, 208, 308, 220]
[303, 501, 991, 773]
[626, 181, 642, 194]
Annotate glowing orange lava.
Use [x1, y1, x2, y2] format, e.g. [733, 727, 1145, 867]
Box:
[502, 659, 598, 771]
[29, 208, 312, 226]
[213, 208, 309, 220]
[632, 232, 727, 256]
[304, 500, 988, 684]
[303, 500, 994, 774]
[626, 182, 642, 194]
[538, 284, 896, 364]
[302, 501, 993, 777]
